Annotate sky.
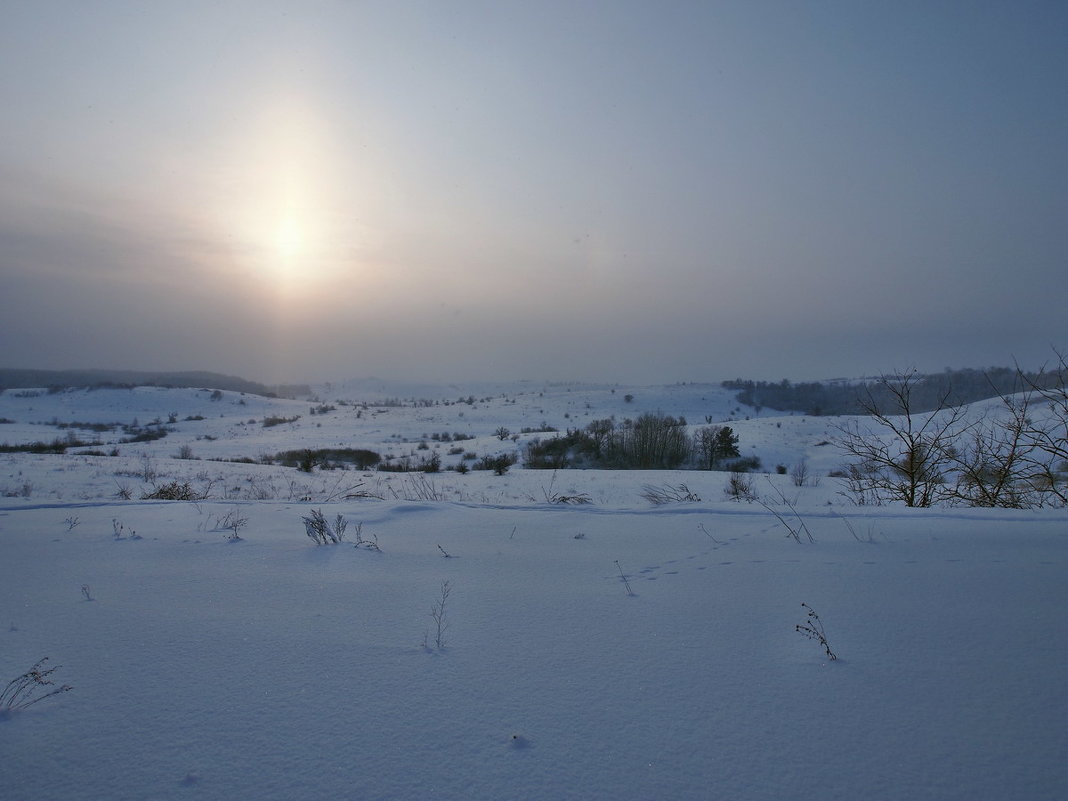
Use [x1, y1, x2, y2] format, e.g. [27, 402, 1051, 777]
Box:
[1, 1, 1065, 385]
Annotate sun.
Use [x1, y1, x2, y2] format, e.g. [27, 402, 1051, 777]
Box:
[274, 217, 304, 261]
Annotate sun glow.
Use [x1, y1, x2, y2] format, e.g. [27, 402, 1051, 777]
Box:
[274, 217, 304, 261]
[199, 88, 391, 310]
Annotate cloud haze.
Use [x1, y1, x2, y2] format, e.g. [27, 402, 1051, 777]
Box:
[2, 2, 1065, 384]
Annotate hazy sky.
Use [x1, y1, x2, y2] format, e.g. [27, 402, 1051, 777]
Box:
[2, 1, 1065, 384]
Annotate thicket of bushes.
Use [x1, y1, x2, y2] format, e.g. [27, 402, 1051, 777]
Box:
[266, 448, 382, 472]
[835, 356, 1068, 508]
[524, 414, 747, 471]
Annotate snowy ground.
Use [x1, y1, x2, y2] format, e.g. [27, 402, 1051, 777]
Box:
[1, 382, 1066, 800]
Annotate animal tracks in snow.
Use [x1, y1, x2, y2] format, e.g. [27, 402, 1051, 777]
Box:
[617, 550, 1056, 586]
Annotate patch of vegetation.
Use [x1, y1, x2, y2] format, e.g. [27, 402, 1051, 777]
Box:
[119, 421, 170, 443]
[378, 452, 441, 473]
[141, 481, 211, 501]
[49, 420, 120, 432]
[262, 415, 301, 428]
[724, 365, 1065, 416]
[0, 368, 309, 397]
[270, 448, 381, 471]
[474, 453, 518, 475]
[302, 508, 348, 545]
[524, 414, 740, 471]
[0, 435, 101, 454]
[1, 658, 73, 713]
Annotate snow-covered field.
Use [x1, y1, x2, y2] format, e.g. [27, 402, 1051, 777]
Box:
[1, 382, 1066, 800]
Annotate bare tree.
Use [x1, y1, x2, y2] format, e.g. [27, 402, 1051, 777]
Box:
[947, 379, 1046, 508]
[1017, 349, 1068, 505]
[692, 425, 740, 470]
[834, 369, 972, 507]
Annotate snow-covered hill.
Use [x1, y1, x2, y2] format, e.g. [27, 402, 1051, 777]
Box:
[1, 380, 1065, 800]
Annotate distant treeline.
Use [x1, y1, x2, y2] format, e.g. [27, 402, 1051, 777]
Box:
[723, 366, 1064, 416]
[0, 368, 309, 399]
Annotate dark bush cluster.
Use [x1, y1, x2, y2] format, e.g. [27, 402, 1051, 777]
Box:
[524, 414, 742, 471]
[262, 415, 300, 428]
[269, 448, 381, 472]
[474, 453, 518, 475]
[141, 480, 209, 501]
[0, 433, 103, 454]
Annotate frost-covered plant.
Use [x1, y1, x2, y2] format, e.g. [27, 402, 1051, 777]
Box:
[640, 483, 700, 505]
[542, 472, 592, 504]
[1, 658, 73, 713]
[141, 480, 209, 501]
[758, 478, 814, 543]
[112, 519, 141, 540]
[724, 471, 755, 501]
[796, 603, 837, 660]
[424, 580, 451, 650]
[220, 508, 248, 541]
[615, 560, 635, 597]
[302, 509, 347, 545]
[352, 522, 380, 551]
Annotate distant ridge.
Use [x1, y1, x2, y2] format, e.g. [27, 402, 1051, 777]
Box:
[0, 368, 310, 398]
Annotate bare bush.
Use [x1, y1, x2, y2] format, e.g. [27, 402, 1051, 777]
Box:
[389, 475, 449, 502]
[947, 389, 1043, 508]
[219, 508, 249, 541]
[541, 472, 592, 504]
[1, 658, 73, 713]
[640, 483, 701, 505]
[302, 509, 348, 545]
[424, 580, 451, 650]
[141, 480, 210, 501]
[615, 561, 635, 597]
[795, 603, 837, 661]
[758, 478, 814, 543]
[1017, 349, 1068, 505]
[352, 522, 381, 551]
[834, 369, 971, 506]
[724, 471, 755, 501]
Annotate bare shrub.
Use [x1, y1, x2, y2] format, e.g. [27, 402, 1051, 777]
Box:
[424, 580, 451, 650]
[758, 478, 814, 543]
[640, 483, 701, 505]
[389, 475, 449, 502]
[834, 369, 971, 506]
[262, 415, 300, 428]
[302, 509, 347, 545]
[1, 658, 73, 714]
[141, 480, 209, 501]
[724, 471, 755, 501]
[796, 603, 837, 661]
[615, 560, 635, 596]
[352, 522, 381, 551]
[219, 508, 249, 541]
[542, 472, 592, 504]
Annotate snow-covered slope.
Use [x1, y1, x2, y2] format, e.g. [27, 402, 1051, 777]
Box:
[1, 381, 1065, 800]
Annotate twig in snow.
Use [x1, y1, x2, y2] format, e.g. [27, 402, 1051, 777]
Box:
[615, 560, 635, 596]
[796, 602, 837, 660]
[1, 658, 73, 713]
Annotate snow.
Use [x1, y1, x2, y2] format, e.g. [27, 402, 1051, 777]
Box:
[1, 382, 1066, 800]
